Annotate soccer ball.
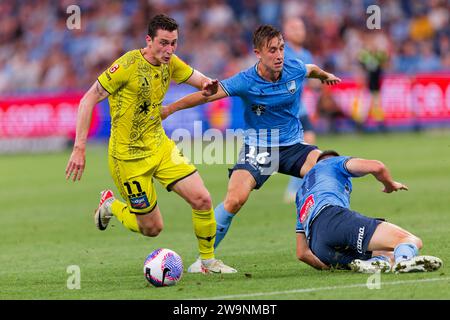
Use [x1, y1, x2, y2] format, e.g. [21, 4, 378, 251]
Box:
[143, 248, 183, 287]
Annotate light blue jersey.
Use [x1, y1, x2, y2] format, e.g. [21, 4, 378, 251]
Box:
[295, 156, 358, 237]
[220, 57, 307, 147]
[284, 43, 313, 117]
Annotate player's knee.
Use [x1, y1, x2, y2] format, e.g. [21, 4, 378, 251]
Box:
[189, 191, 212, 210]
[396, 231, 423, 250]
[141, 226, 162, 237]
[411, 236, 423, 250]
[224, 195, 245, 213]
[402, 235, 423, 250]
[140, 221, 164, 237]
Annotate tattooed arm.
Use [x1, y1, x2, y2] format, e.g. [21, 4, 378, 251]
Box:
[65, 81, 109, 181]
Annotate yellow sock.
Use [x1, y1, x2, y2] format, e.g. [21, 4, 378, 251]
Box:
[192, 208, 216, 260]
[111, 199, 140, 233]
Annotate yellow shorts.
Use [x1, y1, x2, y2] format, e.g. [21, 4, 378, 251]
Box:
[108, 139, 196, 214]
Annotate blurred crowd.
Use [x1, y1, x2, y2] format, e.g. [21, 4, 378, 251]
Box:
[0, 0, 449, 94]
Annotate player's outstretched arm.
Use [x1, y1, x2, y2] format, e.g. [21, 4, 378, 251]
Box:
[296, 234, 329, 270]
[345, 158, 409, 193]
[65, 81, 109, 182]
[305, 64, 341, 85]
[161, 85, 227, 120]
[184, 69, 219, 97]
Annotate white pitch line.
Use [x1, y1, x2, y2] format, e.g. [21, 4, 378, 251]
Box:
[197, 276, 450, 300]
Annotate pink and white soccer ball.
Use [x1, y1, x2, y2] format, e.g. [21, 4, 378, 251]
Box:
[143, 248, 184, 287]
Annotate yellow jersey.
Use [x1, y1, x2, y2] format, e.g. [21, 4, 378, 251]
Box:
[98, 49, 194, 160]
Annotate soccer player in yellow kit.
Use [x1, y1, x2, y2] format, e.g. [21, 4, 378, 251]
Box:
[65, 14, 235, 273]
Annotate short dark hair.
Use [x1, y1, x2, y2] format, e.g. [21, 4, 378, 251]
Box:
[253, 25, 282, 50]
[317, 150, 340, 163]
[148, 14, 178, 38]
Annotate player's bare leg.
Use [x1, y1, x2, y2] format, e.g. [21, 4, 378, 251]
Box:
[350, 222, 421, 273]
[223, 169, 256, 214]
[366, 222, 442, 273]
[213, 169, 255, 248]
[172, 172, 236, 273]
[367, 222, 422, 251]
[284, 132, 317, 203]
[171, 172, 212, 210]
[299, 149, 322, 177]
[135, 205, 164, 237]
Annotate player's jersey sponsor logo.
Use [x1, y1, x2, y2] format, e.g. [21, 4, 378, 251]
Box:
[299, 194, 315, 223]
[129, 192, 150, 209]
[287, 80, 297, 94]
[109, 63, 120, 73]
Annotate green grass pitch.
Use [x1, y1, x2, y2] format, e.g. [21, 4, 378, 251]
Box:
[1, 131, 449, 300]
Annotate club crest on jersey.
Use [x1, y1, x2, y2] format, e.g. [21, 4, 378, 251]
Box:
[287, 80, 297, 94]
[299, 194, 315, 223]
[251, 104, 266, 116]
[109, 64, 120, 73]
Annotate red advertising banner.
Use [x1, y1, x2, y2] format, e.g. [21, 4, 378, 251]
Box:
[0, 93, 100, 138]
[303, 73, 450, 127]
[412, 74, 450, 120]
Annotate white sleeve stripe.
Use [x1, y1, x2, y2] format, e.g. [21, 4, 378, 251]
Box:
[219, 82, 231, 96]
[343, 157, 354, 175]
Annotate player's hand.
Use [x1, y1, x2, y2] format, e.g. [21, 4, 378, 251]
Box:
[201, 79, 219, 97]
[321, 73, 341, 85]
[160, 105, 171, 120]
[65, 146, 86, 182]
[383, 181, 408, 193]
